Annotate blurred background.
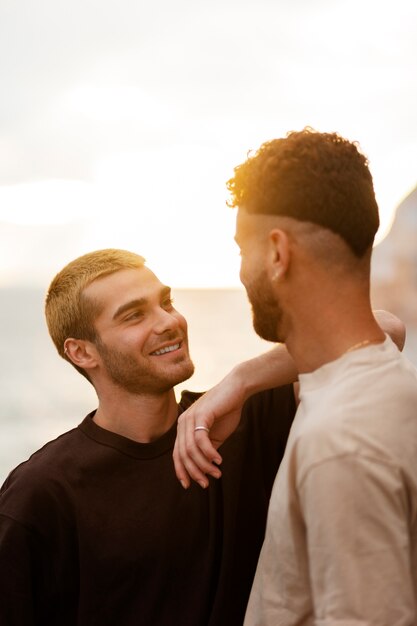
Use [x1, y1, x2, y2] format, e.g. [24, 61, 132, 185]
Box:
[1, 0, 416, 482]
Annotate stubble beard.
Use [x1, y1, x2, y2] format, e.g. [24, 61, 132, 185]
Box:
[95, 338, 195, 395]
[245, 269, 284, 344]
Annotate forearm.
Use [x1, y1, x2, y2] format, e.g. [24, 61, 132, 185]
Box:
[231, 309, 403, 402]
[230, 343, 298, 401]
[173, 344, 298, 488]
[373, 309, 406, 351]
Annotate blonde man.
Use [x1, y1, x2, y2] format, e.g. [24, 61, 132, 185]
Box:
[0, 249, 298, 626]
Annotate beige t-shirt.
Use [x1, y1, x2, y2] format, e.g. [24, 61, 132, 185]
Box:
[245, 337, 417, 626]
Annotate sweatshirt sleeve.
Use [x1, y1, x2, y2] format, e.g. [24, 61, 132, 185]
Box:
[0, 513, 38, 625]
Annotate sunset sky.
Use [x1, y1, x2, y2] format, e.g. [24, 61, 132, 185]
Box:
[0, 0, 416, 288]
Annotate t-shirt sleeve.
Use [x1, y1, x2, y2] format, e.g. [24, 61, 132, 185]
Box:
[298, 453, 415, 624]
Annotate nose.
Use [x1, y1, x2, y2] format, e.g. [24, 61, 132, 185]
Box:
[152, 307, 180, 334]
[239, 262, 246, 288]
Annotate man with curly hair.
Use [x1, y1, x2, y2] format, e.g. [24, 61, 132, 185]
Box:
[174, 129, 417, 625]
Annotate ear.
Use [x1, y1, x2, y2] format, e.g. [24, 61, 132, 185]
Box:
[64, 338, 99, 372]
[268, 228, 291, 282]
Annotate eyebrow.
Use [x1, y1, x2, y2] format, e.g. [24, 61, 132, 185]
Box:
[112, 286, 171, 321]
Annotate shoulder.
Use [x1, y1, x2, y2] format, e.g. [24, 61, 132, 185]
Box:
[242, 384, 296, 434]
[0, 428, 80, 524]
[3, 426, 80, 483]
[178, 390, 204, 413]
[225, 385, 297, 465]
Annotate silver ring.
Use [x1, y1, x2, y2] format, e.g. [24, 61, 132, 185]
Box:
[194, 426, 210, 433]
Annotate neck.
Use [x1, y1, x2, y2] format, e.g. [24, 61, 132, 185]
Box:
[283, 287, 385, 374]
[93, 387, 179, 443]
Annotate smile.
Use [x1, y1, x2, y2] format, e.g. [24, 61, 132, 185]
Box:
[151, 343, 181, 356]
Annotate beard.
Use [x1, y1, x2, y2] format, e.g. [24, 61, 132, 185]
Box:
[95, 336, 195, 395]
[244, 268, 284, 343]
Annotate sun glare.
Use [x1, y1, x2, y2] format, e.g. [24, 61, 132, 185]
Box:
[0, 143, 243, 288]
[0, 180, 99, 225]
[64, 84, 177, 124]
[0, 78, 410, 287]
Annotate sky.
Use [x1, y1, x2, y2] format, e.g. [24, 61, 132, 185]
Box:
[0, 0, 416, 288]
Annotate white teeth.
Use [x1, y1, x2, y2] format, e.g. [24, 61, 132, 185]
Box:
[152, 343, 180, 356]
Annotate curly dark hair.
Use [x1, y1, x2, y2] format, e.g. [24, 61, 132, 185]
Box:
[227, 128, 379, 257]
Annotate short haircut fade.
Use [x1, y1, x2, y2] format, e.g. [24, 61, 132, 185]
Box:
[227, 128, 380, 257]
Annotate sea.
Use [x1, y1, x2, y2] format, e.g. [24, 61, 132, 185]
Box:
[1, 287, 416, 485]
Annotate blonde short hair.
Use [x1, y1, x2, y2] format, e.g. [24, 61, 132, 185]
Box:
[45, 249, 145, 378]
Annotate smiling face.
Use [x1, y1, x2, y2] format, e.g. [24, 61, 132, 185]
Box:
[83, 267, 194, 394]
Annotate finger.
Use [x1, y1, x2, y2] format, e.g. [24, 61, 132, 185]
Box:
[180, 431, 222, 487]
[183, 404, 223, 466]
[177, 415, 222, 486]
[183, 410, 223, 469]
[193, 432, 222, 467]
[190, 431, 223, 479]
[175, 429, 211, 488]
[174, 412, 207, 488]
[173, 436, 191, 490]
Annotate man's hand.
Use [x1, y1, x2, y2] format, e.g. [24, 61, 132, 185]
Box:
[173, 368, 246, 489]
[173, 343, 298, 489]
